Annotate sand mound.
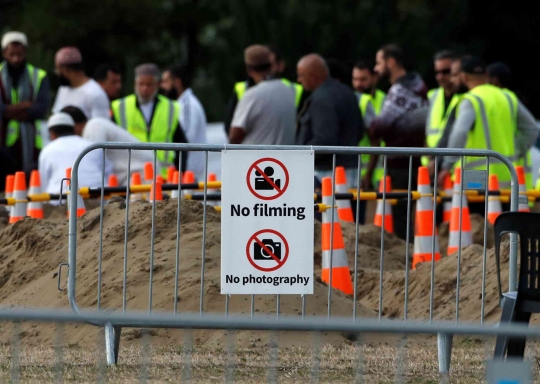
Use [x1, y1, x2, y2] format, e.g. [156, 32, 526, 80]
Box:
[0, 199, 374, 348]
[355, 242, 509, 322]
[314, 222, 408, 272]
[439, 214, 494, 256]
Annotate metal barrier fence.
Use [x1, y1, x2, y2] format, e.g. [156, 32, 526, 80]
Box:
[65, 143, 519, 369]
[0, 308, 536, 383]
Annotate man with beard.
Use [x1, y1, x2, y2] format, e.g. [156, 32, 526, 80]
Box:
[369, 44, 429, 240]
[111, 63, 188, 177]
[0, 32, 49, 176]
[160, 64, 207, 180]
[52, 47, 110, 119]
[423, 50, 462, 168]
[352, 60, 387, 192]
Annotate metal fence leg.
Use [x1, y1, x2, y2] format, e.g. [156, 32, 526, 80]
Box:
[437, 332, 453, 373]
[105, 322, 122, 365]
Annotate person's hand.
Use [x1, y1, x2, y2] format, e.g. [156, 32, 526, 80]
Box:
[437, 169, 449, 190]
[360, 173, 373, 191]
[427, 159, 436, 178]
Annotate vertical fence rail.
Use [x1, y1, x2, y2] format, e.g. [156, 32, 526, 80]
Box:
[64, 143, 520, 360]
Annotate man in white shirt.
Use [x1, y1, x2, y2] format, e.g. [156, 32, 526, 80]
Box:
[39, 113, 112, 195]
[51, 47, 110, 119]
[61, 105, 154, 186]
[229, 45, 296, 146]
[161, 65, 207, 179]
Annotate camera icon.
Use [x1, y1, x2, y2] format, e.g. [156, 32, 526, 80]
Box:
[254, 239, 282, 260]
[254, 166, 281, 190]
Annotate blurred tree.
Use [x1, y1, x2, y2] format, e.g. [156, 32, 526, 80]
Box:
[2, 0, 539, 121]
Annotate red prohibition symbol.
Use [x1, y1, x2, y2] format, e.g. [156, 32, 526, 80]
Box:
[246, 229, 289, 272]
[246, 158, 290, 200]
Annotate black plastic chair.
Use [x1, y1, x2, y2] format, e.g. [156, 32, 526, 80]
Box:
[493, 211, 540, 359]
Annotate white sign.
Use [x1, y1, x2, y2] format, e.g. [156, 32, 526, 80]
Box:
[221, 150, 314, 294]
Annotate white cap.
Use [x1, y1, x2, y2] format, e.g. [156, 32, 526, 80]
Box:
[48, 113, 75, 128]
[1, 32, 28, 49]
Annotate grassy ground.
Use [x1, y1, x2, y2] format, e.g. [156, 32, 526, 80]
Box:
[1, 333, 537, 383]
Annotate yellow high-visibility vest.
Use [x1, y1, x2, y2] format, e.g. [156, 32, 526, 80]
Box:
[111, 94, 180, 176]
[0, 62, 47, 149]
[459, 84, 518, 188]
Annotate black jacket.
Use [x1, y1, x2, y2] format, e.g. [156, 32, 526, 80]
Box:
[296, 78, 364, 170]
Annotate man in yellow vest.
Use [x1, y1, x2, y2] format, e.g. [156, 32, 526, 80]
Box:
[439, 57, 538, 214]
[352, 60, 387, 191]
[111, 63, 188, 177]
[423, 50, 462, 168]
[487, 62, 536, 192]
[224, 45, 306, 135]
[0, 31, 49, 176]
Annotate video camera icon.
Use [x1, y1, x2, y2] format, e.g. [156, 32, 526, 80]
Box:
[255, 166, 281, 190]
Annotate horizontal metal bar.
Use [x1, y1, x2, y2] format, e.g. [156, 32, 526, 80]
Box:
[74, 142, 516, 164]
[0, 308, 537, 338]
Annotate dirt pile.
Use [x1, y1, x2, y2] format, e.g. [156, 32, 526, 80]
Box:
[0, 199, 374, 348]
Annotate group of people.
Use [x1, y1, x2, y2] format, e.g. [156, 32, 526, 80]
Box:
[0, 31, 207, 194]
[226, 44, 538, 238]
[1, 31, 538, 236]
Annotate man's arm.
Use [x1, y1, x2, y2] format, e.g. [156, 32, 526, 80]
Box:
[229, 90, 256, 144]
[90, 93, 112, 119]
[369, 86, 402, 140]
[515, 100, 539, 156]
[305, 96, 339, 146]
[26, 75, 50, 121]
[229, 128, 245, 144]
[224, 91, 239, 136]
[173, 122, 189, 172]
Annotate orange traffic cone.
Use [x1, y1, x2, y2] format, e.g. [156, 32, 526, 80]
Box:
[5, 175, 14, 214]
[144, 162, 154, 185]
[166, 165, 176, 183]
[171, 171, 181, 199]
[448, 167, 472, 255]
[442, 173, 453, 223]
[143, 162, 154, 201]
[156, 175, 164, 185]
[487, 174, 502, 224]
[27, 170, 44, 219]
[130, 172, 143, 201]
[374, 176, 394, 233]
[516, 166, 530, 212]
[182, 171, 196, 197]
[149, 181, 163, 203]
[182, 171, 195, 184]
[321, 177, 353, 295]
[108, 174, 119, 187]
[9, 172, 27, 224]
[66, 168, 86, 218]
[335, 166, 354, 222]
[412, 167, 440, 269]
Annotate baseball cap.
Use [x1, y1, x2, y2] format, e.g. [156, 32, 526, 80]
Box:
[487, 62, 511, 77]
[461, 56, 486, 74]
[55, 47, 83, 66]
[48, 113, 75, 128]
[1, 32, 28, 49]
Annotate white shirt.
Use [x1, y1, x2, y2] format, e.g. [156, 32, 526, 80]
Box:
[139, 101, 155, 124]
[83, 117, 154, 185]
[39, 135, 113, 195]
[178, 88, 207, 180]
[52, 79, 110, 119]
